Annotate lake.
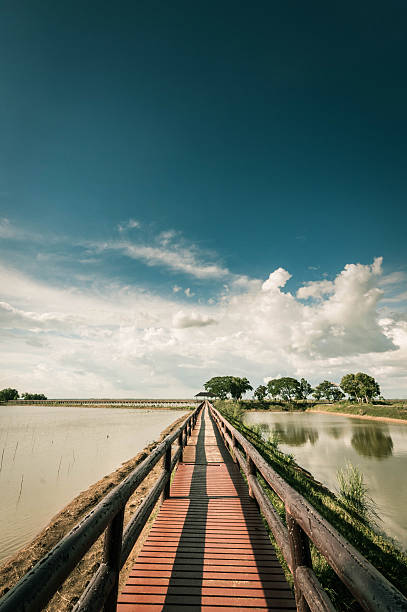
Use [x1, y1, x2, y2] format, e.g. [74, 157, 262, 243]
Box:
[0, 405, 187, 564]
[244, 411, 407, 550]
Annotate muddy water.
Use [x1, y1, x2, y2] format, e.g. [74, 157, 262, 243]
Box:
[0, 405, 187, 563]
[244, 411, 407, 549]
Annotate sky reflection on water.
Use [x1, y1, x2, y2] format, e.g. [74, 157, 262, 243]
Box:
[244, 411, 407, 549]
[0, 405, 187, 563]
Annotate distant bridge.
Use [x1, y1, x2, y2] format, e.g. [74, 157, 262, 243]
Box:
[7, 398, 200, 407]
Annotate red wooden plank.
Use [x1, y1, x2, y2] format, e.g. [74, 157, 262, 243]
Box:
[118, 593, 296, 607]
[122, 585, 293, 597]
[127, 577, 291, 589]
[143, 544, 276, 552]
[132, 563, 286, 573]
[129, 569, 288, 580]
[118, 606, 295, 612]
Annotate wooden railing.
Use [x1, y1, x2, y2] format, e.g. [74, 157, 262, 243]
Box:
[0, 403, 203, 612]
[209, 403, 407, 612]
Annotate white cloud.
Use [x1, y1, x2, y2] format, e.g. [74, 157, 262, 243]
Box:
[262, 268, 292, 291]
[0, 218, 19, 239]
[297, 280, 334, 300]
[0, 257, 406, 397]
[0, 300, 73, 328]
[0, 219, 251, 286]
[159, 230, 177, 245]
[101, 240, 230, 280]
[383, 291, 407, 304]
[172, 310, 217, 329]
[117, 219, 140, 232]
[379, 271, 407, 286]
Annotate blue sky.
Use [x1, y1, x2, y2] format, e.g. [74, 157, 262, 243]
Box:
[1, 2, 407, 397]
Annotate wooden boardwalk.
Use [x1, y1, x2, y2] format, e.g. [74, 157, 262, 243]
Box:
[117, 406, 296, 611]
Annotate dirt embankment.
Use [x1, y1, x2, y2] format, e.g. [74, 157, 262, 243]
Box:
[0, 413, 189, 610]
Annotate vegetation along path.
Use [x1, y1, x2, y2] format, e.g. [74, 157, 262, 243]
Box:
[117, 404, 296, 611]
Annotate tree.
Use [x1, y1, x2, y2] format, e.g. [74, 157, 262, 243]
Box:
[267, 379, 280, 399]
[229, 377, 253, 400]
[204, 376, 253, 400]
[313, 381, 344, 402]
[331, 386, 345, 402]
[204, 376, 231, 400]
[266, 377, 301, 403]
[355, 373, 380, 404]
[254, 385, 268, 401]
[278, 377, 301, 402]
[340, 372, 380, 403]
[0, 388, 19, 402]
[340, 373, 359, 401]
[312, 387, 322, 400]
[22, 393, 47, 401]
[296, 378, 313, 400]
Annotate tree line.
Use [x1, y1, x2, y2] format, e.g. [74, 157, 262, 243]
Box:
[0, 388, 47, 402]
[204, 372, 381, 404]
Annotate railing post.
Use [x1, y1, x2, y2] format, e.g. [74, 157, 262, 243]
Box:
[103, 507, 125, 612]
[163, 441, 172, 500]
[178, 430, 184, 462]
[247, 456, 256, 498]
[231, 434, 237, 462]
[286, 510, 312, 612]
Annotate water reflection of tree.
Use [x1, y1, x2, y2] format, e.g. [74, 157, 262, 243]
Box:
[328, 427, 343, 440]
[274, 423, 319, 446]
[351, 426, 393, 459]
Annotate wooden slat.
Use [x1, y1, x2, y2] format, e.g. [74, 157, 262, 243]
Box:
[117, 406, 295, 611]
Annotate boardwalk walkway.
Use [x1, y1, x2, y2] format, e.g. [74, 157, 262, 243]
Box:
[117, 405, 296, 611]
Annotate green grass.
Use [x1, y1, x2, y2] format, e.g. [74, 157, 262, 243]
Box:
[215, 400, 407, 611]
[336, 462, 380, 526]
[235, 399, 308, 411]
[308, 401, 407, 420]
[227, 398, 407, 420]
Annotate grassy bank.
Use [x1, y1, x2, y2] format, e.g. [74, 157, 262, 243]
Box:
[237, 398, 407, 422]
[308, 401, 407, 421]
[215, 400, 407, 610]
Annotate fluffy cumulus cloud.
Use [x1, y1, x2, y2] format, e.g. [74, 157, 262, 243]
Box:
[172, 310, 217, 329]
[262, 268, 292, 291]
[296, 280, 335, 300]
[0, 256, 406, 397]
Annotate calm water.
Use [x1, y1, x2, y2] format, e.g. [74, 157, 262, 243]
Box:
[0, 405, 187, 563]
[244, 411, 407, 549]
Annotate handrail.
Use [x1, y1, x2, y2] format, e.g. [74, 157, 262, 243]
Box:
[0, 403, 203, 612]
[209, 403, 407, 612]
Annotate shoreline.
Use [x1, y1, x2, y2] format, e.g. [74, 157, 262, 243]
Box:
[239, 405, 407, 424]
[306, 408, 407, 424]
[0, 412, 189, 610]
